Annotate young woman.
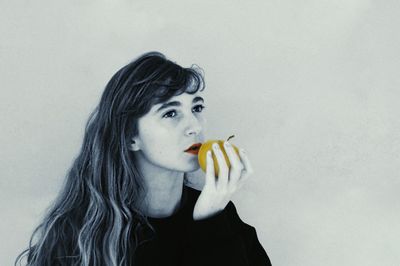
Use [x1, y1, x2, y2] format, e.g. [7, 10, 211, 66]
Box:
[16, 52, 272, 266]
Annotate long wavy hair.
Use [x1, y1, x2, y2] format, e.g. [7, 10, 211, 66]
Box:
[15, 51, 205, 266]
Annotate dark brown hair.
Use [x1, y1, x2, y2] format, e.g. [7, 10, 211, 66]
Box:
[16, 51, 205, 265]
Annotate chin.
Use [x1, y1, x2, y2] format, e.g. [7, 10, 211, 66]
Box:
[180, 161, 200, 173]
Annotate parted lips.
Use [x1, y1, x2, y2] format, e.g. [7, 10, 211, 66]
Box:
[184, 143, 202, 152]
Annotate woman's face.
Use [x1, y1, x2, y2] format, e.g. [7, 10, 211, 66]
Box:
[131, 91, 207, 173]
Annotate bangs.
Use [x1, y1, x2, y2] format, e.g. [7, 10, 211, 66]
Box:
[149, 65, 205, 106]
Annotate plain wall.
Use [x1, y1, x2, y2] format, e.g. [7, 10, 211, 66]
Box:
[1, 1, 399, 265]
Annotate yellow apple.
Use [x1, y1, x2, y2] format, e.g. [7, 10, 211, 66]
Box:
[197, 135, 240, 177]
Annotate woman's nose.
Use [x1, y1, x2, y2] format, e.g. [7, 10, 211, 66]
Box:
[185, 114, 203, 136]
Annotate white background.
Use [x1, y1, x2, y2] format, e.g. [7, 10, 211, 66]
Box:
[1, 1, 399, 265]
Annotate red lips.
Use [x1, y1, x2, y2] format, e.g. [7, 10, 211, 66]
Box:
[184, 143, 202, 154]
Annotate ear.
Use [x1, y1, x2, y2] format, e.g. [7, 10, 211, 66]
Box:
[129, 138, 141, 152]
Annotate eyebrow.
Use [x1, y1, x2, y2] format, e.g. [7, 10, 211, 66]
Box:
[155, 96, 204, 113]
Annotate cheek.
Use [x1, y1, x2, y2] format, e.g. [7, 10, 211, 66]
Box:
[144, 143, 185, 169]
[139, 121, 184, 159]
[154, 146, 173, 157]
[142, 135, 177, 158]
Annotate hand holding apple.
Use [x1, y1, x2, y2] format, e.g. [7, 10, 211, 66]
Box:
[193, 137, 254, 221]
[197, 135, 240, 177]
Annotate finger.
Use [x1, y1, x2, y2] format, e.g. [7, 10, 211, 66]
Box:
[212, 142, 229, 188]
[223, 141, 244, 184]
[238, 149, 254, 179]
[204, 150, 216, 189]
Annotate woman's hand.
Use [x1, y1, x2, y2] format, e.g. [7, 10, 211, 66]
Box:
[193, 141, 254, 221]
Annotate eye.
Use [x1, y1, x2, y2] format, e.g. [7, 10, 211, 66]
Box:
[162, 105, 206, 119]
[162, 110, 177, 118]
[193, 104, 206, 113]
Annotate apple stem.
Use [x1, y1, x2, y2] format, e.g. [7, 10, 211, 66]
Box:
[227, 135, 235, 141]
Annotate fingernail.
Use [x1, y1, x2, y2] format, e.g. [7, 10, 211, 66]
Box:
[213, 143, 219, 149]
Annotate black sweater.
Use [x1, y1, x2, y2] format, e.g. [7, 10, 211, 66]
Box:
[135, 185, 272, 266]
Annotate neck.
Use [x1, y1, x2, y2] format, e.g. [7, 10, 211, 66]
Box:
[135, 152, 186, 218]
